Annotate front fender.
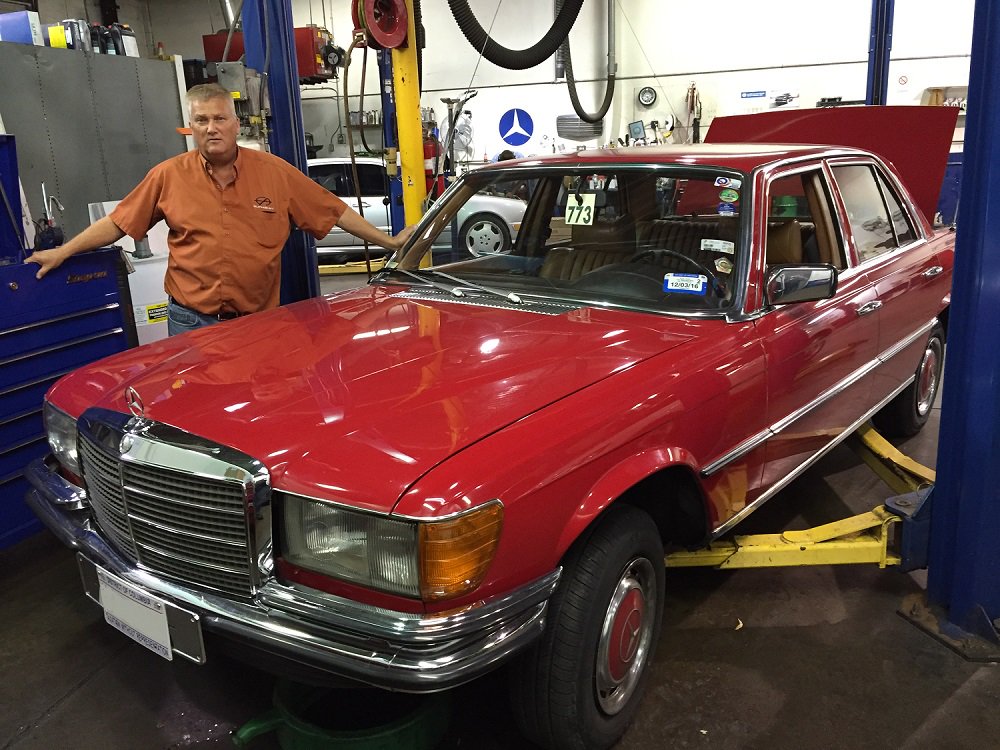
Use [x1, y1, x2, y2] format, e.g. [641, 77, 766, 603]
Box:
[554, 447, 700, 554]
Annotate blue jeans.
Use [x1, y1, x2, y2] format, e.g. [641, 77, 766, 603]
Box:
[167, 299, 222, 336]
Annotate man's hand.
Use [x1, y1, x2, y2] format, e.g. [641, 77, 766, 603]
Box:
[390, 225, 416, 250]
[24, 247, 71, 280]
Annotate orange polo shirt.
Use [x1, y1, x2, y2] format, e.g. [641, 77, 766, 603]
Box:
[110, 148, 347, 315]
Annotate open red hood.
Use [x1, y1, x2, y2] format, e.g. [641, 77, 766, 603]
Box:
[706, 105, 958, 221]
[48, 287, 696, 514]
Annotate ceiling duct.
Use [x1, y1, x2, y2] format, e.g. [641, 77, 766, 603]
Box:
[556, 114, 603, 141]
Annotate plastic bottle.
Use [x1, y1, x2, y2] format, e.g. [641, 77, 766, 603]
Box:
[89, 23, 106, 53]
[108, 23, 139, 57]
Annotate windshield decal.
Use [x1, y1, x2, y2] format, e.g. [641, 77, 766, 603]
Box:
[664, 273, 708, 295]
[701, 239, 735, 255]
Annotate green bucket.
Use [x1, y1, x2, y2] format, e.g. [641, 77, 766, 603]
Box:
[771, 194, 799, 217]
[232, 681, 451, 750]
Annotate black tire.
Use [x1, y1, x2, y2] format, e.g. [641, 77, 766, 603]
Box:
[508, 504, 665, 750]
[873, 322, 944, 438]
[461, 212, 512, 257]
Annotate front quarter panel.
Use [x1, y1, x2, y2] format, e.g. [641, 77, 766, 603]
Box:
[394, 319, 768, 611]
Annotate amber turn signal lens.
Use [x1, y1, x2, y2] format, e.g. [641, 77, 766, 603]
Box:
[419, 502, 503, 601]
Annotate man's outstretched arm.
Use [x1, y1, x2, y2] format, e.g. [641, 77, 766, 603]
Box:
[24, 216, 126, 279]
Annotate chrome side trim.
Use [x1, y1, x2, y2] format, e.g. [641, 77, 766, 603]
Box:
[702, 318, 935, 478]
[710, 374, 915, 539]
[877, 319, 935, 364]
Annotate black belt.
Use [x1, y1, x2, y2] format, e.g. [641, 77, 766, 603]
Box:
[169, 297, 247, 321]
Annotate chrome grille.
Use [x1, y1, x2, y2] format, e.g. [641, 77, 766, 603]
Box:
[79, 437, 138, 560]
[79, 433, 255, 598]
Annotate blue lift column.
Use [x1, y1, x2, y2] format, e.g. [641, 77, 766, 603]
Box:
[378, 48, 405, 235]
[241, 0, 320, 305]
[925, 0, 1000, 652]
[866, 0, 894, 106]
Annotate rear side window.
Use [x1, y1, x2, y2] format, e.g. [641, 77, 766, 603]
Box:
[357, 164, 387, 197]
[832, 164, 917, 262]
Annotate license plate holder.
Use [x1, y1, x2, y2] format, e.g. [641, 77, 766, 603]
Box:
[77, 555, 206, 664]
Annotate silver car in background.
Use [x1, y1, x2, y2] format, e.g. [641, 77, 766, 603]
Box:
[308, 157, 526, 263]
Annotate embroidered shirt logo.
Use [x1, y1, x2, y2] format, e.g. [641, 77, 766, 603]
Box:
[253, 196, 275, 212]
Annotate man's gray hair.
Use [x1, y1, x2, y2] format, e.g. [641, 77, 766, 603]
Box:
[186, 83, 235, 113]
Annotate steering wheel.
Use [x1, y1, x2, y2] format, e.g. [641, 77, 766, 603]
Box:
[630, 247, 727, 298]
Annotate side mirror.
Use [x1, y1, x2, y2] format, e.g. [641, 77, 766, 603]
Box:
[765, 264, 838, 306]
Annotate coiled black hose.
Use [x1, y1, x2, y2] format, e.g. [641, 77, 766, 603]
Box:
[447, 0, 584, 70]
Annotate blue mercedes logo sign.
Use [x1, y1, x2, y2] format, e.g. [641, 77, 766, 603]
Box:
[499, 108, 533, 147]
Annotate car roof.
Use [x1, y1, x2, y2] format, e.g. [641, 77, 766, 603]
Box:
[481, 143, 863, 173]
[307, 156, 384, 166]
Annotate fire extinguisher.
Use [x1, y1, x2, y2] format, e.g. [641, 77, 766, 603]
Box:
[423, 131, 444, 199]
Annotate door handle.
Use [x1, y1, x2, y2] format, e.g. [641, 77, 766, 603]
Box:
[922, 265, 944, 278]
[856, 300, 883, 317]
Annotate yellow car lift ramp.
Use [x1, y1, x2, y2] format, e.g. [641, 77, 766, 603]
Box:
[665, 422, 935, 570]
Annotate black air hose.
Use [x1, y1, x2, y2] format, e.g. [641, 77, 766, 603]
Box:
[415, 0, 425, 92]
[562, 36, 614, 123]
[447, 0, 584, 70]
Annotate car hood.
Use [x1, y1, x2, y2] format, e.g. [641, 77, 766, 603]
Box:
[50, 285, 695, 514]
[705, 105, 958, 221]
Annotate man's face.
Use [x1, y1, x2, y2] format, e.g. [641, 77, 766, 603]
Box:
[189, 97, 239, 161]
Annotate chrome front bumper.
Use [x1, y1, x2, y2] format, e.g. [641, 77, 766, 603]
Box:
[25, 457, 560, 692]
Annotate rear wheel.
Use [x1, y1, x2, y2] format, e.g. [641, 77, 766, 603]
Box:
[461, 212, 512, 256]
[509, 504, 664, 750]
[873, 322, 944, 437]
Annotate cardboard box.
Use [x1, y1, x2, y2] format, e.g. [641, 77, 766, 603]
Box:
[0, 10, 44, 46]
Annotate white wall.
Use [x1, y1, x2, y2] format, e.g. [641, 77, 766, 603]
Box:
[25, 0, 970, 158]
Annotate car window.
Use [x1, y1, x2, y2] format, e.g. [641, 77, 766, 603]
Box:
[391, 166, 746, 315]
[766, 169, 845, 269]
[832, 164, 903, 262]
[309, 163, 348, 194]
[875, 171, 917, 247]
[357, 164, 387, 196]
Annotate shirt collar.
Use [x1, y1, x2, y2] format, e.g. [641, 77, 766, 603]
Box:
[200, 147, 241, 177]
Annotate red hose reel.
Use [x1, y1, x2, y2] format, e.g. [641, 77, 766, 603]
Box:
[352, 0, 408, 49]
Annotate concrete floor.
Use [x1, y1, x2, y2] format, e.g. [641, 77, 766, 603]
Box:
[3, 314, 998, 749]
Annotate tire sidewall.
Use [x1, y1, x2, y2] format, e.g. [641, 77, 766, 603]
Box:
[549, 506, 665, 749]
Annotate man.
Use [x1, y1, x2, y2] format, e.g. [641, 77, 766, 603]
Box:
[25, 83, 413, 335]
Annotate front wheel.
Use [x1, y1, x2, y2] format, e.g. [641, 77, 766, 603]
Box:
[508, 505, 664, 750]
[873, 321, 944, 437]
[461, 212, 512, 257]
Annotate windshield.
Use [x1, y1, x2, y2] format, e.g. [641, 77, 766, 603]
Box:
[391, 165, 746, 314]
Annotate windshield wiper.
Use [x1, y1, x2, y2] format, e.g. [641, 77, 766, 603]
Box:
[380, 266, 468, 298]
[421, 269, 523, 304]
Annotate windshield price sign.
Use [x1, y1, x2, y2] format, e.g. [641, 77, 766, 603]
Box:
[565, 193, 596, 226]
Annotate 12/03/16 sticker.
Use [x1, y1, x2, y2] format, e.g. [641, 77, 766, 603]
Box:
[664, 273, 708, 295]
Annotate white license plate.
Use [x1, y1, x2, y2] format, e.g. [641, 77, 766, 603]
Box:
[96, 567, 173, 661]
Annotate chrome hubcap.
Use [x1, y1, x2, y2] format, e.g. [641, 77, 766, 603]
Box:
[465, 220, 507, 255]
[916, 337, 943, 417]
[595, 557, 656, 715]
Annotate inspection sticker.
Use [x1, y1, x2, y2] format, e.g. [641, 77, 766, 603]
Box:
[701, 239, 735, 255]
[718, 202, 736, 216]
[719, 188, 740, 203]
[714, 176, 742, 189]
[664, 273, 708, 295]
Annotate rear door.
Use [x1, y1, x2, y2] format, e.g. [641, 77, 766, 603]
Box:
[827, 159, 950, 403]
[753, 163, 879, 491]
